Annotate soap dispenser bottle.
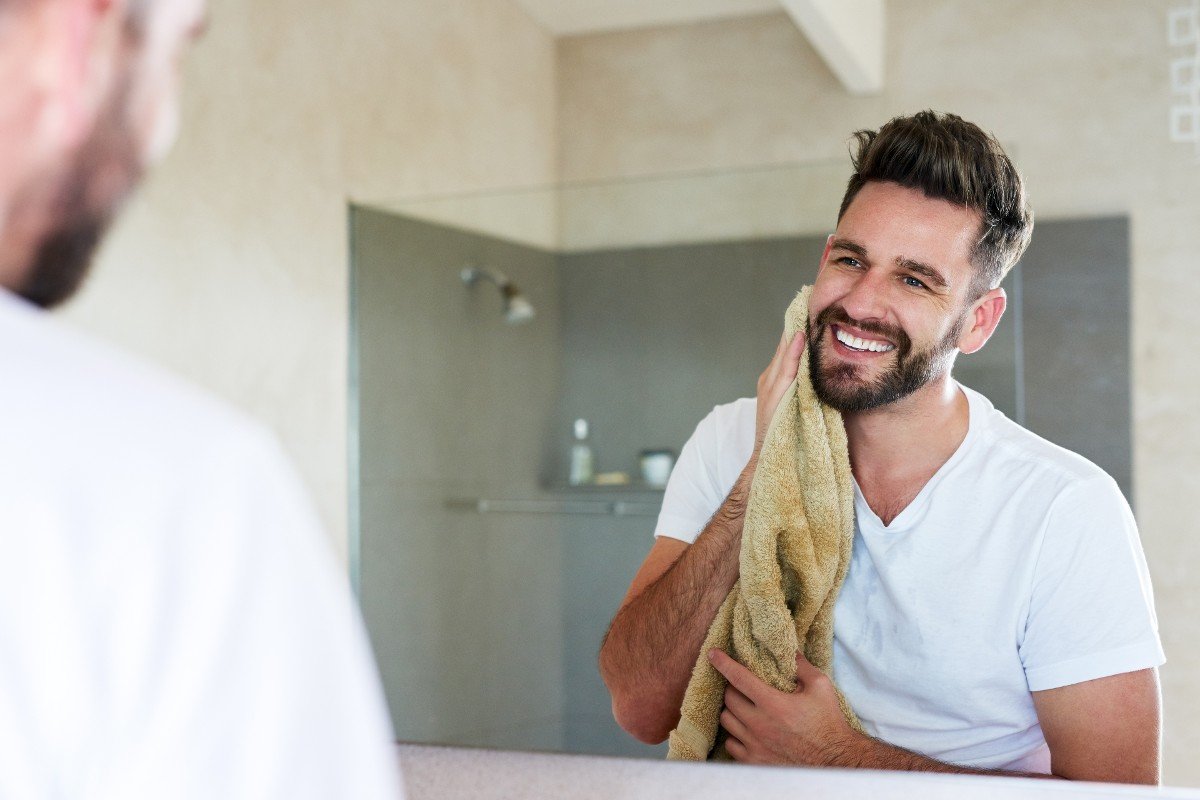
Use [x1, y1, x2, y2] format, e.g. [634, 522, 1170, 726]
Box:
[569, 418, 594, 486]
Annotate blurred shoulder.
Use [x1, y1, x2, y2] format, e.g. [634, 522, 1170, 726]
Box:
[0, 292, 281, 482]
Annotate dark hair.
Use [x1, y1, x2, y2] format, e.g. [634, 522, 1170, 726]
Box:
[838, 111, 1033, 294]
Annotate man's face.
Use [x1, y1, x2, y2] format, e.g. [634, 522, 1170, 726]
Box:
[19, 0, 207, 308]
[807, 180, 984, 413]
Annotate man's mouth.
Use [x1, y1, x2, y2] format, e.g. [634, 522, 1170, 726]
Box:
[833, 326, 895, 354]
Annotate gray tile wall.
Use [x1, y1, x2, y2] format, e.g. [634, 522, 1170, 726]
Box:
[1019, 217, 1132, 500]
[352, 207, 566, 750]
[553, 237, 826, 483]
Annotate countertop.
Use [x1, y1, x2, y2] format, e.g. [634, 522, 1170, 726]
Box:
[397, 743, 1200, 799]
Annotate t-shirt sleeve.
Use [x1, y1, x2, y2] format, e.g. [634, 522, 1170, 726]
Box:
[653, 405, 734, 544]
[1019, 475, 1165, 692]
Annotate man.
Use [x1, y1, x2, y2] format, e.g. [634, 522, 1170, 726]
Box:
[599, 112, 1164, 783]
[0, 0, 401, 796]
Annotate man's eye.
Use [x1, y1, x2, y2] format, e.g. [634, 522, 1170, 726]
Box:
[839, 257, 862, 268]
[903, 275, 928, 290]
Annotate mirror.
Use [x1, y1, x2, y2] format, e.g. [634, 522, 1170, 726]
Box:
[349, 160, 1133, 759]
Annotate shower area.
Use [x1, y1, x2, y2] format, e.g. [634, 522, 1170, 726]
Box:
[349, 163, 1132, 758]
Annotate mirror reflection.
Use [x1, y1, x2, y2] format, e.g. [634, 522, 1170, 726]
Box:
[353, 161, 1135, 758]
[349, 0, 1194, 788]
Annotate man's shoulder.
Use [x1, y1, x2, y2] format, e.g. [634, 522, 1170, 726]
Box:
[0, 293, 313, 572]
[0, 293, 276, 475]
[964, 385, 1117, 491]
[707, 396, 757, 425]
[693, 396, 757, 449]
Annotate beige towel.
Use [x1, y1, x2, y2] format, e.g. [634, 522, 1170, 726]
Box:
[666, 286, 862, 761]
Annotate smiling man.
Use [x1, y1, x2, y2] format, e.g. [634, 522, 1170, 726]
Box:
[599, 112, 1164, 783]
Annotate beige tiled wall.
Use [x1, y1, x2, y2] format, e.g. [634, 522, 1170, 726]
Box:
[61, 0, 559, 562]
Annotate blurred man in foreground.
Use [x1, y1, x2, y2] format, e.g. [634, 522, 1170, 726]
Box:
[0, 0, 402, 796]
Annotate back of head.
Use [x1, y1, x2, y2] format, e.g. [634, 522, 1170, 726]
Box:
[837, 111, 1034, 295]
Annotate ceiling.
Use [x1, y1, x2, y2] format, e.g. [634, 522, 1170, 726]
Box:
[509, 0, 782, 36]
[510, 0, 884, 95]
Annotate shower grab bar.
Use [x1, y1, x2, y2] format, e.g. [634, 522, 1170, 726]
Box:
[445, 497, 662, 517]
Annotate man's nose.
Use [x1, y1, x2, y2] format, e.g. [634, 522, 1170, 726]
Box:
[839, 270, 889, 324]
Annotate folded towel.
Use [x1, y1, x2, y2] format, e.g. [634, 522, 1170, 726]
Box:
[666, 286, 862, 761]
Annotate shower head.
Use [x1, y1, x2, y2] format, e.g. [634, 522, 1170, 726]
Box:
[461, 266, 536, 325]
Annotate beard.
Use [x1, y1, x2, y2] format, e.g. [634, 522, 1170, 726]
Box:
[18, 77, 143, 309]
[807, 303, 966, 413]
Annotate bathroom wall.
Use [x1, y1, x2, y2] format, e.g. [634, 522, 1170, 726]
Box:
[557, 2, 1194, 778]
[554, 237, 826, 482]
[1018, 217, 1133, 499]
[60, 0, 559, 562]
[352, 207, 566, 749]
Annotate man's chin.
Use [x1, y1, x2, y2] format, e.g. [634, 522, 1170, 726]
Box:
[814, 381, 880, 414]
[811, 357, 910, 413]
[17, 67, 141, 310]
[19, 216, 108, 309]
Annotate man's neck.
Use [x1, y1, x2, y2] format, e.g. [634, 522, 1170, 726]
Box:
[842, 375, 970, 502]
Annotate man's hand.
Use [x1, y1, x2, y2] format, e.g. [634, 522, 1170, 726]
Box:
[753, 330, 806, 458]
[711, 649, 1161, 782]
[600, 327, 809, 744]
[710, 648, 861, 766]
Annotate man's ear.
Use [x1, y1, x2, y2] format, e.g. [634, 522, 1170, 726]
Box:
[958, 287, 1006, 355]
[815, 234, 834, 278]
[34, 0, 120, 152]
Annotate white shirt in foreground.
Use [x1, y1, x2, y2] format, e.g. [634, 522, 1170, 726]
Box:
[0, 292, 403, 798]
[655, 384, 1164, 773]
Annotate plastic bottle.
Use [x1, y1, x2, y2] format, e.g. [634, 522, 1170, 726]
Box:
[568, 418, 594, 486]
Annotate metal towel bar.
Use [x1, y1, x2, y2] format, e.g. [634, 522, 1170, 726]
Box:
[445, 497, 661, 517]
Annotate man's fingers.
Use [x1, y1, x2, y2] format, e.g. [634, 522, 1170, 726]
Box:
[756, 328, 807, 455]
[763, 331, 803, 395]
[776, 330, 803, 365]
[766, 331, 787, 374]
[767, 331, 788, 379]
[709, 649, 767, 705]
[720, 707, 750, 744]
[724, 734, 749, 762]
[780, 331, 805, 383]
[794, 649, 826, 690]
[723, 683, 754, 717]
[788, 329, 807, 358]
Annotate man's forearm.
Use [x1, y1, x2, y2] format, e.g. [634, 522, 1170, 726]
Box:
[600, 461, 757, 742]
[828, 735, 1058, 780]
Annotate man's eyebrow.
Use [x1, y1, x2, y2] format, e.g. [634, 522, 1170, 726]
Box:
[830, 238, 869, 259]
[831, 238, 950, 290]
[897, 257, 949, 290]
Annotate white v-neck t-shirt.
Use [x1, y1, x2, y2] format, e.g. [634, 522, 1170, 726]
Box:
[655, 384, 1164, 773]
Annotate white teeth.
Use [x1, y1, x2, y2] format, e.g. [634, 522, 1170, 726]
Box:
[835, 328, 895, 353]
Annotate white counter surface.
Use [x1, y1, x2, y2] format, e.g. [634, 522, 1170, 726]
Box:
[397, 743, 1199, 799]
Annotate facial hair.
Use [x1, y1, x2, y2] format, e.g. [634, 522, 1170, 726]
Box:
[19, 77, 142, 309]
[806, 303, 966, 413]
